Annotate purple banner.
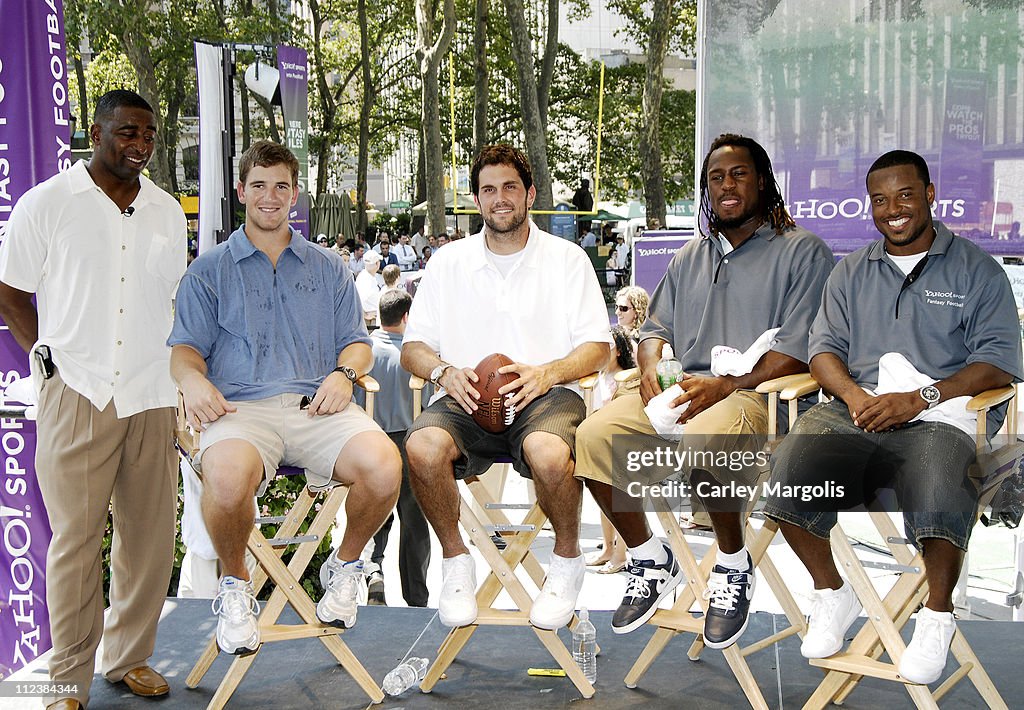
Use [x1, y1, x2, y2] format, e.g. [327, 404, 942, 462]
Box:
[939, 70, 986, 225]
[632, 232, 695, 296]
[699, 1, 1024, 257]
[0, 0, 68, 677]
[277, 45, 310, 239]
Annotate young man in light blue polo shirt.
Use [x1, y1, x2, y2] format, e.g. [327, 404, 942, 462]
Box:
[169, 141, 402, 656]
[765, 150, 1023, 684]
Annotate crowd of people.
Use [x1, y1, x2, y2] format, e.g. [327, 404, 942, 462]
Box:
[1, 89, 1019, 709]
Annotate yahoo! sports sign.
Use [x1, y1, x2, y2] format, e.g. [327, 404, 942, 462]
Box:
[697, 1, 1024, 257]
[0, 0, 68, 678]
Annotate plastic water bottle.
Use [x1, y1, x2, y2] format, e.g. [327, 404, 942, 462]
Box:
[656, 343, 684, 391]
[572, 608, 597, 684]
[382, 656, 430, 696]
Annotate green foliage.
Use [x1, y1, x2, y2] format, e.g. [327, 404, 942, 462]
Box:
[374, 211, 412, 235]
[63, 0, 699, 215]
[546, 58, 695, 203]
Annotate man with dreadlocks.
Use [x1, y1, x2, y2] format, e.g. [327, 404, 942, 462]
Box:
[575, 134, 834, 648]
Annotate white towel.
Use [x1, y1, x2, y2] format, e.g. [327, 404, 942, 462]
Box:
[643, 327, 781, 441]
[180, 458, 219, 560]
[2, 374, 38, 420]
[643, 383, 690, 440]
[872, 352, 974, 438]
[710, 328, 781, 377]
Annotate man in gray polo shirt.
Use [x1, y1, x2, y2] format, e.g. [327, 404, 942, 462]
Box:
[353, 289, 431, 606]
[576, 134, 834, 648]
[169, 140, 401, 655]
[764, 150, 1022, 684]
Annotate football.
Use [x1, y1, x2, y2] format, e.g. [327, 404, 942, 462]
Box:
[472, 353, 519, 433]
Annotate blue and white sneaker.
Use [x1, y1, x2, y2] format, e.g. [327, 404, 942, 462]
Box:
[611, 542, 684, 634]
[702, 552, 755, 649]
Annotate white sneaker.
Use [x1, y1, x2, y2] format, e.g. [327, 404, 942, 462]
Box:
[800, 582, 862, 659]
[439, 554, 478, 627]
[530, 553, 585, 630]
[898, 607, 956, 684]
[317, 556, 365, 628]
[212, 576, 260, 655]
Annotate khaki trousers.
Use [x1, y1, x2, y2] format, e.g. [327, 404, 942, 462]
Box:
[575, 389, 768, 489]
[35, 370, 177, 706]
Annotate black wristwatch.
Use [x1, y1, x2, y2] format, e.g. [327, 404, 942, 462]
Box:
[333, 365, 358, 383]
[919, 384, 940, 409]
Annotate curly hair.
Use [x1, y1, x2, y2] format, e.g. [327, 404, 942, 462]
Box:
[698, 133, 795, 238]
[616, 285, 650, 335]
[609, 326, 636, 371]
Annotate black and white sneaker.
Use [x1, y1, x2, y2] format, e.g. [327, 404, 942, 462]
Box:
[702, 552, 755, 649]
[611, 542, 684, 635]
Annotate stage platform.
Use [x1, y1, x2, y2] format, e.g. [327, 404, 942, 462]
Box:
[7, 600, 1020, 709]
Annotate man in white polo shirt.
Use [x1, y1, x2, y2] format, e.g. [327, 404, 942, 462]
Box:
[0, 90, 186, 709]
[401, 144, 611, 631]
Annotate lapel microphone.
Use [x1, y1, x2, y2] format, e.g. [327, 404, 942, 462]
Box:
[123, 206, 135, 217]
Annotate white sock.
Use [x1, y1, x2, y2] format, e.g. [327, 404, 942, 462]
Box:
[628, 536, 667, 565]
[716, 547, 750, 571]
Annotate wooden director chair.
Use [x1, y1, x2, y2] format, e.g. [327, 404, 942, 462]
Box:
[776, 373, 1019, 710]
[619, 371, 810, 710]
[175, 377, 386, 709]
[409, 374, 599, 699]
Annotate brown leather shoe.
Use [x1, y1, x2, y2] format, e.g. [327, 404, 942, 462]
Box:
[46, 701, 81, 710]
[121, 666, 170, 697]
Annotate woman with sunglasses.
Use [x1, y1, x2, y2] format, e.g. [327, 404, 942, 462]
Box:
[614, 286, 650, 348]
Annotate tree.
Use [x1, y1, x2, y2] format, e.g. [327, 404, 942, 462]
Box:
[502, 0, 558, 227]
[602, 0, 697, 220]
[415, 0, 457, 236]
[65, 0, 244, 194]
[637, 0, 673, 227]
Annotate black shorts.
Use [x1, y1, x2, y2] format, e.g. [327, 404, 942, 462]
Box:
[405, 387, 585, 479]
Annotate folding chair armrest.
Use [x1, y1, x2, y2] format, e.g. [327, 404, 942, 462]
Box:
[578, 371, 600, 416]
[756, 373, 819, 437]
[966, 385, 1015, 412]
[615, 367, 640, 384]
[755, 372, 817, 396]
[355, 374, 379, 394]
[410, 374, 427, 418]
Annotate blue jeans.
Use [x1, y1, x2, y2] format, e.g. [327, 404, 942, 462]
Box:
[763, 400, 979, 550]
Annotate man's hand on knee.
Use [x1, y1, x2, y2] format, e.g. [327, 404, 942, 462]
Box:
[181, 372, 236, 431]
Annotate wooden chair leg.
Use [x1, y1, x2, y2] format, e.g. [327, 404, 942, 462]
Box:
[423, 491, 594, 698]
[187, 484, 382, 707]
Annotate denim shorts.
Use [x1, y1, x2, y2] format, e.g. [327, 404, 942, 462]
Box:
[763, 400, 979, 550]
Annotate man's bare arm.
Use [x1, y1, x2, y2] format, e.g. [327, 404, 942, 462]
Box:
[171, 344, 235, 430]
[401, 340, 480, 414]
[0, 282, 38, 352]
[672, 350, 808, 424]
[306, 341, 374, 416]
[853, 361, 1012, 432]
[499, 341, 610, 410]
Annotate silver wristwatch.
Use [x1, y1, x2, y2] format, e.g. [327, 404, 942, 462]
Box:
[429, 363, 451, 387]
[919, 385, 940, 409]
